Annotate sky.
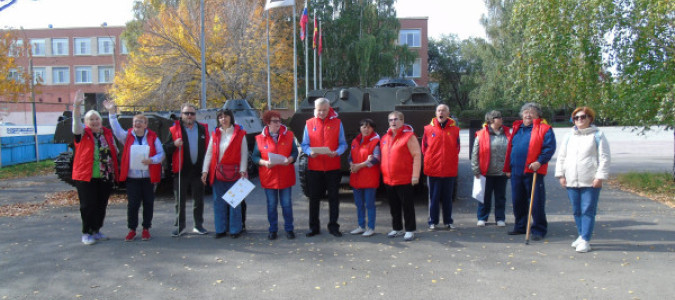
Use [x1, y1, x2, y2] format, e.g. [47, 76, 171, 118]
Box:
[0, 0, 487, 40]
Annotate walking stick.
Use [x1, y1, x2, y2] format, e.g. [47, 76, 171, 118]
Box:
[525, 172, 538, 245]
[177, 144, 182, 237]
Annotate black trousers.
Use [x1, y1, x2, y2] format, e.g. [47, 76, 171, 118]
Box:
[386, 184, 417, 232]
[126, 178, 155, 230]
[307, 170, 341, 233]
[173, 173, 205, 230]
[75, 179, 113, 235]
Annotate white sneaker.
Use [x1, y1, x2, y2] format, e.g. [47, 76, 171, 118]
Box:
[387, 230, 404, 238]
[477, 220, 486, 227]
[93, 232, 109, 241]
[428, 224, 436, 231]
[350, 227, 365, 235]
[362, 228, 375, 237]
[82, 234, 96, 245]
[571, 236, 584, 248]
[404, 232, 415, 241]
[497, 221, 506, 227]
[575, 240, 591, 253]
[446, 224, 455, 230]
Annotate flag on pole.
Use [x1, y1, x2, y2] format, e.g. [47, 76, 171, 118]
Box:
[265, 0, 295, 11]
[299, 7, 308, 41]
[313, 14, 318, 49]
[318, 28, 323, 56]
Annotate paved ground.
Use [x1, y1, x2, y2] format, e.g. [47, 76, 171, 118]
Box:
[1, 126, 673, 299]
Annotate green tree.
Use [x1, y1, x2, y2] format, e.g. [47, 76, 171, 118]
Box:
[428, 35, 478, 110]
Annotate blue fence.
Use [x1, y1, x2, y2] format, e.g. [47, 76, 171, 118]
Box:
[0, 134, 68, 167]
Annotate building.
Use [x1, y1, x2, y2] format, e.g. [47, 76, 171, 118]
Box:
[2, 26, 127, 125]
[398, 17, 429, 87]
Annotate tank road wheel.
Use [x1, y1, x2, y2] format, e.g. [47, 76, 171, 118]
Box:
[54, 151, 75, 187]
[298, 153, 310, 198]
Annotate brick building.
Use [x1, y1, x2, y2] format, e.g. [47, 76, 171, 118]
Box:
[398, 17, 429, 87]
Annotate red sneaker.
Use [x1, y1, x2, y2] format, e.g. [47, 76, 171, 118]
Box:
[125, 230, 136, 242]
[141, 229, 151, 241]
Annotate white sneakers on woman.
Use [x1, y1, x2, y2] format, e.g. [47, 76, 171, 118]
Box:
[572, 236, 591, 253]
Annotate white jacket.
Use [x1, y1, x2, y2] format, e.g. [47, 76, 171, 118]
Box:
[555, 125, 610, 187]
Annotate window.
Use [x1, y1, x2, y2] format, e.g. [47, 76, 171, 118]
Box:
[399, 29, 421, 47]
[98, 37, 115, 55]
[52, 38, 68, 56]
[8, 68, 23, 82]
[33, 67, 46, 85]
[74, 38, 91, 55]
[8, 40, 23, 57]
[30, 39, 46, 56]
[52, 67, 70, 84]
[120, 39, 128, 54]
[98, 66, 114, 83]
[401, 58, 421, 78]
[75, 66, 92, 83]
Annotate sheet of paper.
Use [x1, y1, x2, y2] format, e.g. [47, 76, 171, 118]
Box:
[129, 145, 150, 171]
[310, 147, 331, 155]
[472, 175, 486, 203]
[268, 152, 287, 166]
[222, 177, 255, 208]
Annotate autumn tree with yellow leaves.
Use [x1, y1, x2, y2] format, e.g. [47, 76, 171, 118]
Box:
[0, 30, 31, 102]
[111, 0, 294, 110]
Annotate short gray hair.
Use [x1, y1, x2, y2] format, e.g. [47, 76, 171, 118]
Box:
[519, 102, 542, 118]
[181, 103, 198, 111]
[83, 110, 102, 122]
[485, 110, 502, 124]
[314, 98, 330, 108]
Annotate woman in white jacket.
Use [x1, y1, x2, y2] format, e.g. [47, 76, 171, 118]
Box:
[555, 107, 610, 253]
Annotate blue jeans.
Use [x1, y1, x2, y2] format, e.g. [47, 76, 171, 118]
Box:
[264, 187, 294, 233]
[567, 187, 601, 241]
[212, 180, 242, 235]
[477, 176, 508, 222]
[427, 176, 455, 226]
[353, 188, 376, 229]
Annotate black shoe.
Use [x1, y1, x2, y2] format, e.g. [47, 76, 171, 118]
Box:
[531, 235, 544, 241]
[230, 232, 241, 239]
[171, 228, 185, 237]
[305, 231, 320, 237]
[329, 230, 343, 237]
[193, 226, 208, 235]
[268, 232, 278, 240]
[508, 230, 525, 235]
[286, 231, 296, 239]
[214, 232, 227, 239]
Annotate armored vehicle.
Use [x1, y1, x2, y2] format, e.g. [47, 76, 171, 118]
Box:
[288, 86, 439, 197]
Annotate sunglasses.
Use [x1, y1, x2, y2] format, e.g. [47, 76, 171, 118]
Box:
[182, 112, 196, 116]
[573, 115, 587, 121]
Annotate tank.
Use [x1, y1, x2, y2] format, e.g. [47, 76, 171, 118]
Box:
[53, 99, 264, 188]
[288, 86, 439, 198]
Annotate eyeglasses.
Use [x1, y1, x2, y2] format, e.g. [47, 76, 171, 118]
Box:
[388, 118, 400, 122]
[270, 119, 281, 124]
[492, 116, 502, 119]
[573, 115, 587, 121]
[182, 112, 196, 116]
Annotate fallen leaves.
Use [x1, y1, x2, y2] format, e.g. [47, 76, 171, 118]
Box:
[0, 191, 127, 217]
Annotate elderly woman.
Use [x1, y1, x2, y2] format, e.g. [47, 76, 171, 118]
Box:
[348, 119, 380, 237]
[72, 90, 119, 245]
[503, 102, 556, 241]
[252, 110, 299, 240]
[555, 107, 610, 253]
[380, 111, 421, 242]
[471, 110, 511, 227]
[202, 109, 248, 239]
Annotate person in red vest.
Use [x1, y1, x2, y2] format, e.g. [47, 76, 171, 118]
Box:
[301, 98, 348, 237]
[104, 100, 165, 242]
[164, 103, 210, 237]
[201, 109, 248, 239]
[348, 119, 380, 237]
[503, 102, 556, 240]
[252, 110, 299, 240]
[422, 104, 460, 231]
[381, 111, 422, 241]
[471, 110, 511, 227]
[71, 90, 119, 245]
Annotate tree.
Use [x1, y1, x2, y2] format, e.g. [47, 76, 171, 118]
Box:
[428, 35, 477, 110]
[0, 30, 31, 102]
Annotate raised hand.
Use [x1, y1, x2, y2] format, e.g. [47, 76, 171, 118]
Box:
[73, 90, 85, 107]
[102, 99, 117, 112]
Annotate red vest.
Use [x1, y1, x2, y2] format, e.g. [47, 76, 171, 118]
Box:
[477, 125, 511, 176]
[72, 127, 119, 182]
[422, 118, 460, 177]
[503, 119, 551, 175]
[169, 120, 209, 173]
[381, 125, 415, 186]
[119, 129, 162, 183]
[349, 132, 381, 189]
[306, 110, 342, 171]
[207, 124, 246, 185]
[255, 125, 296, 189]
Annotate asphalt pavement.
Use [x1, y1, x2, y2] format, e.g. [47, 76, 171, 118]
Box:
[1, 126, 673, 299]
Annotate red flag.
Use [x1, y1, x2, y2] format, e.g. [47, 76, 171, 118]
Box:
[313, 14, 318, 49]
[318, 29, 323, 56]
[299, 7, 308, 41]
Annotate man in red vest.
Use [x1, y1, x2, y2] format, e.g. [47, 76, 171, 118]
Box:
[422, 104, 460, 231]
[301, 98, 348, 237]
[164, 103, 210, 237]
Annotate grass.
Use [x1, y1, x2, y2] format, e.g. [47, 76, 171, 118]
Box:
[611, 172, 675, 208]
[0, 160, 55, 180]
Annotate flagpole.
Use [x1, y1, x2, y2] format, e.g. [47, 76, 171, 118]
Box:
[319, 20, 322, 90]
[313, 10, 317, 91]
[266, 10, 272, 111]
[293, 2, 298, 111]
[304, 0, 309, 97]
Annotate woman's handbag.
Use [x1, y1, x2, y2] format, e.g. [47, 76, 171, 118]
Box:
[216, 164, 240, 182]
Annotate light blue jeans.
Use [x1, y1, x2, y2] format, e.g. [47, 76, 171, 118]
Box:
[567, 187, 601, 241]
[353, 188, 377, 229]
[264, 187, 294, 233]
[212, 180, 242, 235]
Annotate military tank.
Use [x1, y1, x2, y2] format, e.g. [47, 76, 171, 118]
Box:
[53, 99, 264, 188]
[288, 85, 439, 198]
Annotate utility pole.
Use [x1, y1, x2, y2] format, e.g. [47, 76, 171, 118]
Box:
[20, 27, 39, 162]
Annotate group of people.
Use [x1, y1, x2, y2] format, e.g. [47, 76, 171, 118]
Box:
[71, 90, 610, 253]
